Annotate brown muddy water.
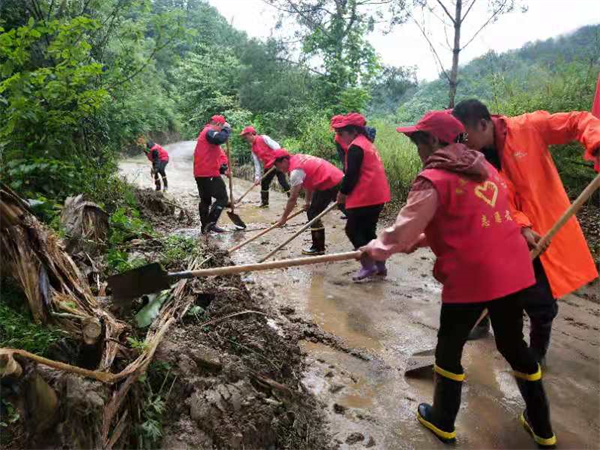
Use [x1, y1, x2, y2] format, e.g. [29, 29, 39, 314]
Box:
[120, 141, 600, 449]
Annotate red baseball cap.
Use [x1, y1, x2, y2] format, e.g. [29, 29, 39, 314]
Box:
[331, 112, 367, 129]
[396, 110, 465, 144]
[211, 115, 226, 124]
[272, 149, 291, 160]
[240, 126, 256, 136]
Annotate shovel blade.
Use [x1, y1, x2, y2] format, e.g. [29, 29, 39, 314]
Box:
[405, 349, 435, 377]
[107, 263, 173, 301]
[227, 211, 247, 229]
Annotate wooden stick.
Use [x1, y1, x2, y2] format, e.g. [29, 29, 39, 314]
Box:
[177, 250, 361, 278]
[235, 167, 275, 205]
[228, 209, 305, 254]
[531, 172, 600, 259]
[259, 201, 340, 262]
[225, 141, 236, 214]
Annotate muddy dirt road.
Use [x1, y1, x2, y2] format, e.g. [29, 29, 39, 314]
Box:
[121, 141, 600, 449]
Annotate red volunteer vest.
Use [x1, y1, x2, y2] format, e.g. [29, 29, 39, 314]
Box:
[146, 144, 169, 162]
[289, 154, 343, 191]
[345, 135, 391, 209]
[420, 163, 535, 304]
[194, 125, 222, 178]
[252, 136, 276, 169]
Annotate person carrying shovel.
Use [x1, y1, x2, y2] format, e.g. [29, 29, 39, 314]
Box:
[331, 113, 391, 281]
[193, 115, 232, 234]
[144, 140, 169, 191]
[452, 99, 600, 364]
[272, 149, 343, 256]
[362, 111, 556, 448]
[240, 126, 291, 207]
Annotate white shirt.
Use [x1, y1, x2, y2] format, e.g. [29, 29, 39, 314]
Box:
[289, 169, 306, 187]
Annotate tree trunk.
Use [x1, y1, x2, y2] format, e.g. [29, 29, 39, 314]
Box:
[448, 0, 463, 108]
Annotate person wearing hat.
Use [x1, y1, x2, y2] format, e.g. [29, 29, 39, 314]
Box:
[452, 99, 600, 361]
[272, 149, 343, 255]
[193, 115, 232, 233]
[144, 140, 169, 191]
[361, 111, 556, 448]
[331, 113, 391, 281]
[240, 126, 291, 207]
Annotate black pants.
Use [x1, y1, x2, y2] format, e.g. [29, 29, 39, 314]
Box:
[345, 204, 384, 249]
[307, 186, 339, 229]
[153, 160, 168, 190]
[261, 167, 290, 193]
[436, 291, 538, 376]
[195, 176, 228, 227]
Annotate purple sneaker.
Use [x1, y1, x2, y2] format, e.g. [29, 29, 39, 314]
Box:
[375, 261, 387, 277]
[352, 258, 377, 282]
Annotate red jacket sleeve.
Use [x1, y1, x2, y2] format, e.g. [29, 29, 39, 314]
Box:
[529, 111, 600, 164]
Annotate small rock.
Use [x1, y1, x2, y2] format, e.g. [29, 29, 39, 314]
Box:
[333, 403, 347, 414]
[189, 345, 222, 371]
[325, 371, 334, 378]
[365, 436, 376, 448]
[329, 384, 345, 394]
[345, 432, 364, 445]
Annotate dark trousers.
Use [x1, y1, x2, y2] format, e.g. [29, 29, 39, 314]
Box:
[345, 204, 384, 249]
[195, 176, 229, 227]
[307, 186, 339, 229]
[153, 160, 168, 190]
[261, 167, 290, 193]
[522, 258, 559, 359]
[436, 291, 538, 376]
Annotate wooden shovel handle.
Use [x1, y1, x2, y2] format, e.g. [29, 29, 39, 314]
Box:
[179, 251, 361, 278]
[225, 141, 235, 214]
[259, 201, 339, 262]
[531, 172, 600, 259]
[235, 168, 276, 205]
[228, 208, 305, 254]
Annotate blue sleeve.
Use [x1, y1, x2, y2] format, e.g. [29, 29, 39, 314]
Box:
[206, 127, 231, 145]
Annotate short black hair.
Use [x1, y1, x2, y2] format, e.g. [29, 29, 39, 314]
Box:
[146, 140, 155, 149]
[274, 156, 290, 163]
[407, 130, 465, 148]
[452, 99, 492, 126]
[336, 125, 367, 136]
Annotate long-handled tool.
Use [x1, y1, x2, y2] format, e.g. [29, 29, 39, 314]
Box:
[259, 201, 339, 263]
[405, 172, 600, 377]
[108, 251, 361, 300]
[228, 209, 305, 254]
[235, 168, 275, 205]
[224, 141, 247, 229]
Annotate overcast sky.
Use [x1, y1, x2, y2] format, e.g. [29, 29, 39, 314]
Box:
[207, 0, 600, 82]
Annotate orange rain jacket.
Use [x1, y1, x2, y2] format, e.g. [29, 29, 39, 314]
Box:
[493, 111, 599, 298]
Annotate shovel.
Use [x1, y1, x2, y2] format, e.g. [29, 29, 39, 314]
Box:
[228, 209, 305, 254]
[259, 201, 339, 262]
[224, 141, 247, 230]
[235, 167, 275, 205]
[107, 251, 361, 300]
[405, 172, 600, 376]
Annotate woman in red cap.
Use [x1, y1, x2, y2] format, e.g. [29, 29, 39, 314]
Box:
[272, 149, 343, 255]
[240, 126, 291, 207]
[193, 115, 233, 233]
[331, 113, 391, 281]
[362, 111, 556, 448]
[144, 140, 169, 191]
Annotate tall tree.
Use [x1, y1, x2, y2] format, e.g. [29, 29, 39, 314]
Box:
[411, 0, 526, 107]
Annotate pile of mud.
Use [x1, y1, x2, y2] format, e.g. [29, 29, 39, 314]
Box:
[151, 251, 333, 450]
[134, 189, 194, 228]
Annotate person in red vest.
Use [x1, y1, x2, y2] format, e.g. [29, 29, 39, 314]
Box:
[331, 113, 391, 281]
[240, 126, 291, 207]
[362, 111, 556, 448]
[272, 149, 343, 255]
[330, 116, 378, 220]
[145, 141, 169, 191]
[193, 115, 232, 233]
[452, 99, 600, 364]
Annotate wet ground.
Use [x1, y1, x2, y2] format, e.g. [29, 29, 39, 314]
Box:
[120, 141, 600, 450]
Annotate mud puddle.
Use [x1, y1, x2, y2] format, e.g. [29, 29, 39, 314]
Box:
[120, 141, 600, 449]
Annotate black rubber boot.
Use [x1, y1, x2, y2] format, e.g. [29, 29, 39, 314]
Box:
[417, 367, 463, 444]
[154, 176, 161, 191]
[204, 205, 225, 233]
[302, 228, 325, 256]
[467, 315, 491, 341]
[162, 176, 168, 191]
[260, 190, 269, 208]
[515, 368, 556, 448]
[199, 202, 210, 232]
